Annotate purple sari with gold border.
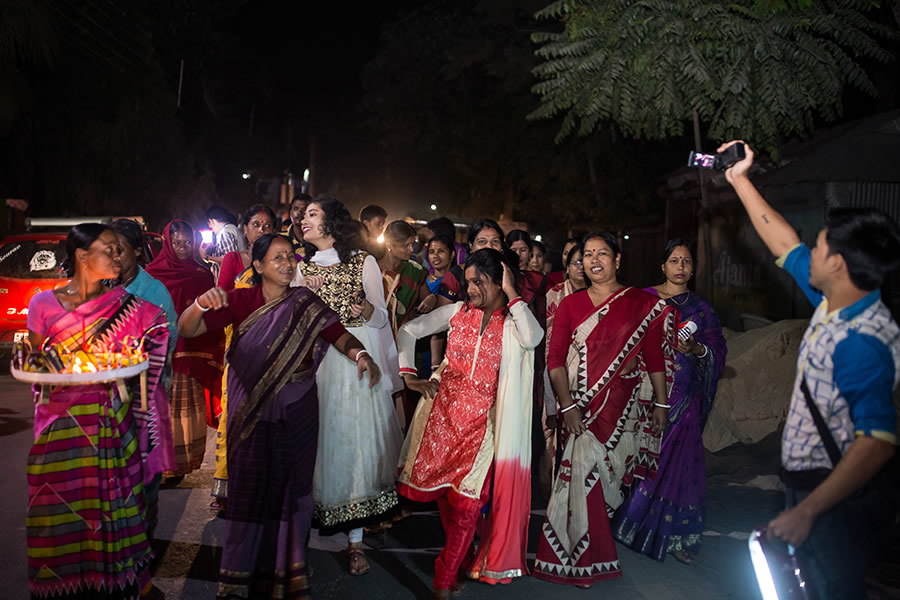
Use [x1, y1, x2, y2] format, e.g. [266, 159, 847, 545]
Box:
[217, 287, 339, 600]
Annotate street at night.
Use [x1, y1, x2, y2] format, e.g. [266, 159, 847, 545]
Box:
[0, 373, 782, 599]
[4, 1, 900, 599]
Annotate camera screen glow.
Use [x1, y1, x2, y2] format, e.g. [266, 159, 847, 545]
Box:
[200, 229, 214, 245]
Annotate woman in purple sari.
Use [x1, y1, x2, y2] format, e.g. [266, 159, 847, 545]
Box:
[612, 238, 727, 564]
[178, 234, 381, 599]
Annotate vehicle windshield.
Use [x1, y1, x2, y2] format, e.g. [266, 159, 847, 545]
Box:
[0, 239, 67, 279]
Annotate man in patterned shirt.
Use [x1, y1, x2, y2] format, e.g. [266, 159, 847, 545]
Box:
[200, 205, 245, 279]
[722, 140, 900, 599]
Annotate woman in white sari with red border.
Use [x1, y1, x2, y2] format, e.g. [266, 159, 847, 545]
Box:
[534, 232, 677, 587]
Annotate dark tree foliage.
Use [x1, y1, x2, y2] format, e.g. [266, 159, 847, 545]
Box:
[529, 0, 899, 156]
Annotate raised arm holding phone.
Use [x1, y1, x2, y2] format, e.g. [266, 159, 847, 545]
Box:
[722, 140, 900, 600]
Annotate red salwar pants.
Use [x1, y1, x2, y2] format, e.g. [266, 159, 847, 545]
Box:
[432, 475, 491, 591]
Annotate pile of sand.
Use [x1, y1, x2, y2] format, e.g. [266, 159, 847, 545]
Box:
[703, 319, 808, 453]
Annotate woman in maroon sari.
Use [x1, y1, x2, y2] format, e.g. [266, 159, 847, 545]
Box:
[146, 220, 224, 479]
[178, 234, 381, 598]
[534, 232, 677, 587]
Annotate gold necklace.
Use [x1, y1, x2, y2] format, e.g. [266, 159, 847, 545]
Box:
[664, 283, 690, 305]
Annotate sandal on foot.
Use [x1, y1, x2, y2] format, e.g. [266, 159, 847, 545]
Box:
[348, 545, 370, 576]
[671, 550, 695, 565]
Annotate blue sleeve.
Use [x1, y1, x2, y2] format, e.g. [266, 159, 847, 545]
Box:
[833, 331, 897, 443]
[776, 244, 823, 306]
[148, 279, 179, 354]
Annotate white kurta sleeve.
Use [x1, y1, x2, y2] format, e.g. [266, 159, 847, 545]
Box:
[290, 263, 305, 288]
[361, 254, 388, 329]
[397, 302, 462, 374]
[508, 298, 544, 350]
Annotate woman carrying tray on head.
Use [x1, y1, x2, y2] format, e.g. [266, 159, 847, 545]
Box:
[25, 223, 172, 600]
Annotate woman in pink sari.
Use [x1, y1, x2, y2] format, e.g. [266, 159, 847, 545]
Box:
[534, 232, 677, 587]
[26, 224, 171, 600]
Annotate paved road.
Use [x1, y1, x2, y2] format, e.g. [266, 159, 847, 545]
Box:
[0, 374, 777, 599]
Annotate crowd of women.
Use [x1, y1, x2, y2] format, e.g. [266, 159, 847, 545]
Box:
[23, 194, 727, 600]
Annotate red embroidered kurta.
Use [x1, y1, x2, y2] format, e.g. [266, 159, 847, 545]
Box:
[397, 306, 506, 504]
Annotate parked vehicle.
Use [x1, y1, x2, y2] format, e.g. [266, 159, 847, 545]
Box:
[0, 228, 163, 356]
[0, 232, 68, 353]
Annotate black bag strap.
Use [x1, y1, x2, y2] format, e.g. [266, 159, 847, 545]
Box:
[800, 377, 843, 468]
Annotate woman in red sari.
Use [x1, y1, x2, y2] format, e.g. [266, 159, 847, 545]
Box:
[147, 220, 224, 480]
[534, 232, 677, 587]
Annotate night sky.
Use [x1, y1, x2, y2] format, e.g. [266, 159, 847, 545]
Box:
[2, 0, 898, 237]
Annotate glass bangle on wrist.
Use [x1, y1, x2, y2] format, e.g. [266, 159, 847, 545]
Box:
[654, 402, 672, 409]
[194, 298, 211, 312]
[696, 343, 708, 358]
[560, 403, 579, 414]
[354, 349, 370, 363]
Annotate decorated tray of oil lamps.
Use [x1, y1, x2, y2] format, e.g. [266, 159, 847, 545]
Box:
[11, 341, 151, 408]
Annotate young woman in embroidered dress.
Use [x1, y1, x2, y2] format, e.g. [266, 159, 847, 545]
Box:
[534, 232, 677, 587]
[294, 197, 404, 575]
[26, 224, 171, 600]
[612, 239, 727, 564]
[397, 249, 542, 599]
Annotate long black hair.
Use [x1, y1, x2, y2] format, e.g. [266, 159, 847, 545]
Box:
[62, 223, 111, 277]
[302, 197, 361, 263]
[248, 233, 286, 285]
[461, 248, 520, 306]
